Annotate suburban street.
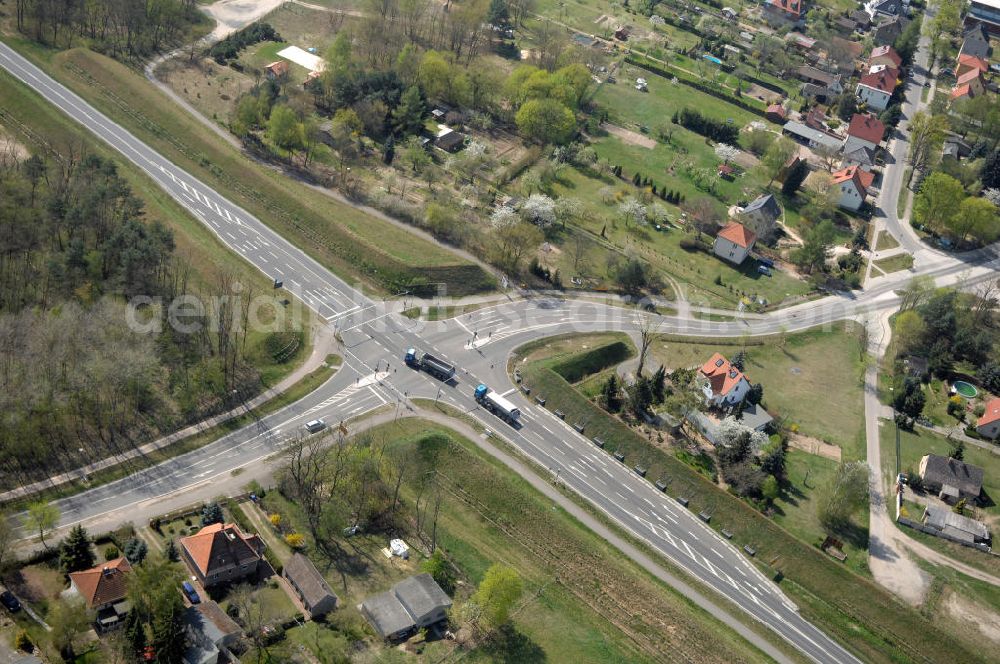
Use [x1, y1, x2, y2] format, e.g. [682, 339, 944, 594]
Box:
[2, 23, 1000, 664]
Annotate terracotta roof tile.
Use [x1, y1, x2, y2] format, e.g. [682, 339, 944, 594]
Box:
[68, 557, 132, 609]
[978, 398, 1000, 427]
[859, 68, 898, 93]
[717, 222, 756, 248]
[180, 523, 264, 578]
[847, 113, 886, 144]
[699, 353, 750, 396]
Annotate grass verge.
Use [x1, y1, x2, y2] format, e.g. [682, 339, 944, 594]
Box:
[874, 253, 914, 274]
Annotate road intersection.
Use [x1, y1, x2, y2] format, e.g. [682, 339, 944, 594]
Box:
[1, 35, 999, 664]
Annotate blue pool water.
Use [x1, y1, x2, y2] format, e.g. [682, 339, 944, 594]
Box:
[703, 54, 723, 65]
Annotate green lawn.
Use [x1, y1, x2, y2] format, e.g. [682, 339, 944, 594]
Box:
[548, 168, 812, 308]
[874, 253, 914, 274]
[771, 451, 870, 576]
[874, 231, 900, 252]
[650, 324, 868, 458]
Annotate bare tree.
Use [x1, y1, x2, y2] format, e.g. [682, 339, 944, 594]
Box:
[636, 316, 661, 377]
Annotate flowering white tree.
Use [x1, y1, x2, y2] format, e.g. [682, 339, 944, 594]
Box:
[649, 203, 670, 224]
[716, 416, 769, 453]
[984, 188, 1000, 208]
[490, 206, 519, 230]
[554, 196, 583, 225]
[618, 197, 647, 226]
[521, 193, 557, 228]
[714, 143, 740, 162]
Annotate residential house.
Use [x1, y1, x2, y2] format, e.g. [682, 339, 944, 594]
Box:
[870, 45, 903, 69]
[264, 61, 289, 80]
[942, 134, 973, 160]
[794, 65, 843, 93]
[831, 165, 875, 210]
[434, 128, 466, 153]
[968, 0, 1000, 32]
[67, 557, 132, 631]
[698, 353, 752, 407]
[765, 0, 805, 26]
[782, 120, 845, 151]
[842, 144, 877, 171]
[977, 397, 1000, 439]
[180, 522, 265, 588]
[864, 0, 904, 21]
[961, 22, 992, 60]
[804, 107, 829, 131]
[713, 222, 757, 265]
[739, 193, 782, 242]
[785, 32, 817, 51]
[856, 67, 898, 111]
[183, 601, 242, 664]
[918, 454, 985, 504]
[721, 6, 738, 20]
[873, 15, 906, 45]
[951, 69, 986, 100]
[922, 506, 991, 544]
[361, 574, 453, 641]
[844, 113, 886, 154]
[957, 53, 990, 77]
[849, 9, 873, 32]
[833, 15, 860, 34]
[765, 104, 787, 123]
[283, 553, 338, 618]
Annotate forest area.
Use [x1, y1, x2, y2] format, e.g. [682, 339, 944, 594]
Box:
[0, 150, 296, 490]
[11, 0, 207, 60]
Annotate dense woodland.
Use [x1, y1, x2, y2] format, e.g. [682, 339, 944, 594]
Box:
[0, 152, 280, 489]
[12, 0, 206, 59]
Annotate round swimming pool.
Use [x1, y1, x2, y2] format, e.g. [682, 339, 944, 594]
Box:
[952, 380, 978, 398]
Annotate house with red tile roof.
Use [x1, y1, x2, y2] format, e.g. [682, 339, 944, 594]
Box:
[856, 67, 898, 111]
[765, 103, 787, 123]
[869, 45, 903, 69]
[977, 397, 1000, 439]
[844, 113, 886, 154]
[764, 0, 805, 25]
[951, 69, 986, 100]
[699, 353, 752, 407]
[831, 165, 875, 211]
[68, 557, 132, 630]
[713, 222, 756, 265]
[264, 60, 289, 80]
[956, 53, 990, 77]
[180, 522, 265, 588]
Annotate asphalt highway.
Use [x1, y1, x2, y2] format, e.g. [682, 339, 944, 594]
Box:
[3, 37, 999, 664]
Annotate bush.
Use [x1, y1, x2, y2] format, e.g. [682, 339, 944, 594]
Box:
[14, 630, 32, 652]
[284, 533, 305, 549]
[207, 23, 283, 63]
[104, 545, 120, 561]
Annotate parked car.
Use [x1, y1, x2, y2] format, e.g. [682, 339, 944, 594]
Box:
[0, 587, 21, 612]
[182, 581, 201, 604]
[757, 265, 771, 276]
